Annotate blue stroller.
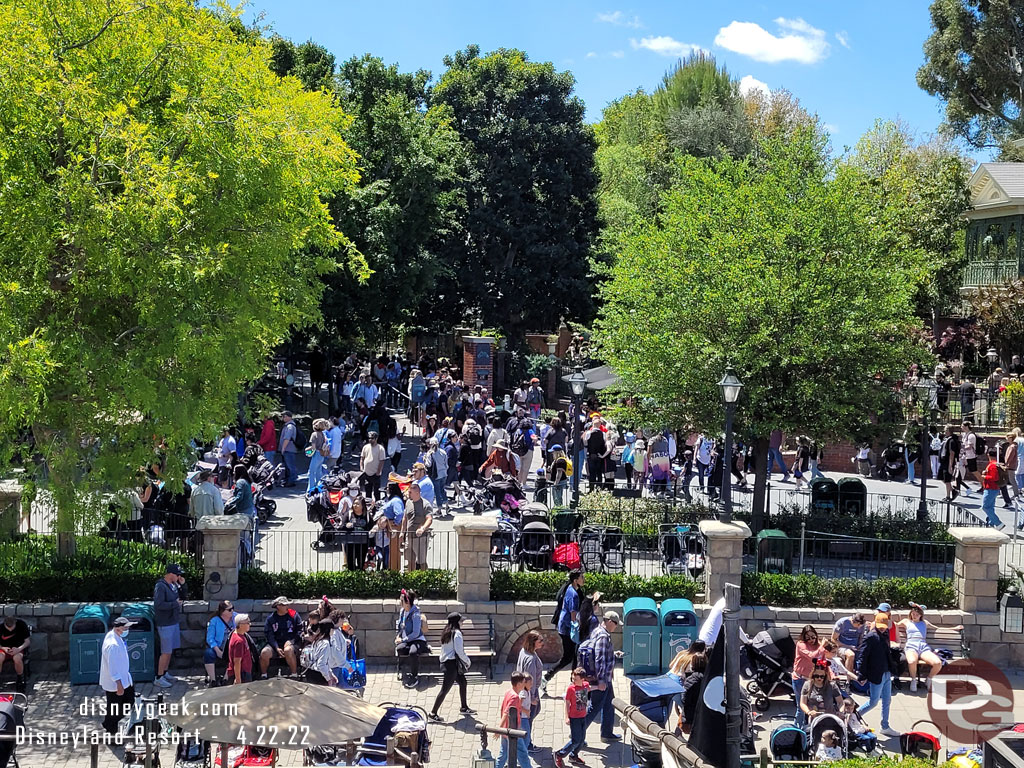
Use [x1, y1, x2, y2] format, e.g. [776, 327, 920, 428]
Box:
[356, 704, 431, 765]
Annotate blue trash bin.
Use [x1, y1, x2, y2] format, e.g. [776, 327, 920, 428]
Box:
[660, 599, 698, 672]
[623, 597, 661, 675]
[120, 603, 156, 683]
[70, 604, 111, 685]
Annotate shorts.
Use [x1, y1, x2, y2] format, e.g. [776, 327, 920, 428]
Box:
[405, 532, 429, 565]
[203, 647, 220, 665]
[158, 624, 181, 653]
[906, 641, 932, 656]
[966, 458, 978, 473]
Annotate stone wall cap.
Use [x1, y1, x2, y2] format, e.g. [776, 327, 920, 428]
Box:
[453, 516, 499, 534]
[948, 527, 1009, 545]
[461, 336, 496, 344]
[698, 519, 752, 539]
[195, 514, 252, 533]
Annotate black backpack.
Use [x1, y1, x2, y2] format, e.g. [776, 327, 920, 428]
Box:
[551, 581, 569, 626]
[512, 428, 530, 457]
[292, 425, 307, 451]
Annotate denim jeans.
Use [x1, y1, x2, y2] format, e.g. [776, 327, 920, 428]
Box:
[585, 686, 611, 735]
[905, 448, 915, 483]
[809, 459, 824, 480]
[280, 451, 298, 485]
[858, 671, 892, 730]
[768, 448, 788, 475]
[432, 476, 447, 507]
[496, 732, 532, 768]
[552, 480, 567, 508]
[264, 450, 276, 466]
[983, 489, 1002, 526]
[557, 717, 586, 757]
[793, 677, 806, 727]
[307, 452, 325, 495]
[601, 679, 616, 737]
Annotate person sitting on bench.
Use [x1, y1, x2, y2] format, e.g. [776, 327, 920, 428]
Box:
[0, 616, 30, 692]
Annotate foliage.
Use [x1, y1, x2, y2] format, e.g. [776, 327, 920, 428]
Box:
[653, 54, 740, 119]
[594, 128, 928, 443]
[245, 393, 282, 426]
[0, 0, 359, 535]
[429, 45, 601, 343]
[525, 354, 555, 379]
[268, 37, 336, 92]
[490, 570, 699, 602]
[576, 491, 717, 537]
[1006, 382, 1024, 430]
[830, 759, 955, 768]
[843, 120, 971, 315]
[918, 0, 1024, 150]
[967, 278, 1024, 365]
[741, 573, 955, 608]
[0, 535, 202, 601]
[238, 568, 456, 600]
[743, 89, 821, 146]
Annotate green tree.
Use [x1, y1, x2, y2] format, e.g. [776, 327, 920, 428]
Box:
[430, 45, 601, 343]
[0, 0, 359, 547]
[269, 37, 337, 92]
[918, 0, 1024, 150]
[594, 129, 927, 525]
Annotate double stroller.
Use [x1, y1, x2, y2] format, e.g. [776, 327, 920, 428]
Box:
[514, 503, 556, 571]
[741, 626, 795, 712]
[659, 524, 705, 579]
[578, 525, 624, 574]
[878, 440, 908, 481]
[770, 714, 852, 761]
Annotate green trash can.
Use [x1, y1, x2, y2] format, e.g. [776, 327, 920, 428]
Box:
[809, 478, 839, 515]
[659, 599, 698, 672]
[756, 529, 792, 574]
[837, 477, 868, 515]
[623, 597, 661, 675]
[120, 603, 156, 683]
[70, 604, 111, 685]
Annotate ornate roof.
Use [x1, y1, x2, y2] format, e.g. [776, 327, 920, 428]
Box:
[968, 163, 1024, 219]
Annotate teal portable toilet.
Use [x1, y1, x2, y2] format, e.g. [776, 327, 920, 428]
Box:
[623, 597, 660, 675]
[660, 599, 699, 672]
[70, 604, 111, 685]
[120, 603, 156, 682]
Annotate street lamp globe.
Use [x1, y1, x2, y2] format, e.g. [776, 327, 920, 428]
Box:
[915, 373, 936, 408]
[569, 366, 587, 398]
[987, 347, 999, 365]
[718, 367, 744, 404]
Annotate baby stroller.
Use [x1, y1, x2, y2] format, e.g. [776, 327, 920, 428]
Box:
[808, 713, 850, 760]
[659, 524, 705, 579]
[211, 746, 276, 767]
[900, 721, 942, 763]
[356, 704, 431, 765]
[769, 722, 808, 761]
[485, 475, 526, 515]
[519, 502, 549, 528]
[307, 474, 345, 526]
[490, 519, 518, 571]
[0, 693, 25, 768]
[551, 510, 583, 544]
[578, 525, 625, 574]
[516, 520, 555, 571]
[628, 675, 685, 768]
[878, 440, 907, 481]
[742, 626, 795, 711]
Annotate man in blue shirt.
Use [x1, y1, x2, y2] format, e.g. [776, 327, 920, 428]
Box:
[411, 463, 436, 506]
[831, 612, 866, 673]
[543, 570, 584, 689]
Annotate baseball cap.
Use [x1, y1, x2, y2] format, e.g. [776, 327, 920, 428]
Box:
[603, 610, 622, 624]
[113, 617, 137, 628]
[272, 596, 291, 606]
[873, 612, 890, 630]
[549, 444, 563, 452]
[876, 602, 891, 613]
[165, 563, 183, 576]
[412, 462, 427, 472]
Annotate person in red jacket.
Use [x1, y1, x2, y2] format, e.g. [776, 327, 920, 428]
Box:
[982, 449, 1005, 529]
[258, 417, 277, 464]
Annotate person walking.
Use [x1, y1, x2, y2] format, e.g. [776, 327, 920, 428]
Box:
[326, 417, 344, 472]
[982, 449, 1006, 529]
[767, 429, 790, 480]
[543, 571, 584, 689]
[494, 671, 532, 768]
[582, 611, 621, 742]
[153, 564, 184, 688]
[359, 431, 387, 501]
[553, 668, 590, 768]
[306, 419, 330, 495]
[428, 613, 476, 721]
[855, 613, 900, 737]
[99, 617, 136, 734]
[516, 631, 545, 751]
[278, 411, 299, 487]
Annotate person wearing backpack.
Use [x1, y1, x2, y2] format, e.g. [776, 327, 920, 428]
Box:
[425, 438, 449, 510]
[526, 378, 545, 420]
[542, 570, 584, 692]
[277, 411, 299, 487]
[580, 610, 621, 742]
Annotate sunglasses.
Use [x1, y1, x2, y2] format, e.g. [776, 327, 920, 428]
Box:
[811, 674, 826, 679]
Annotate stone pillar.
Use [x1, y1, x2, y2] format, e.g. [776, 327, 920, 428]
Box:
[454, 516, 498, 602]
[195, 515, 251, 602]
[949, 527, 1007, 613]
[462, 336, 495, 394]
[0, 481, 23, 536]
[699, 519, 752, 602]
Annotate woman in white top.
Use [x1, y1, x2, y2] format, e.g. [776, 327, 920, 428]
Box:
[428, 612, 475, 721]
[896, 603, 962, 691]
[516, 631, 544, 749]
[302, 621, 338, 686]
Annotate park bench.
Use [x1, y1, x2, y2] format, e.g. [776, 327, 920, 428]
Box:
[396, 614, 495, 680]
[827, 541, 864, 557]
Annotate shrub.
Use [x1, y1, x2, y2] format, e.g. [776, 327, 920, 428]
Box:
[238, 569, 456, 600]
[830, 758, 956, 768]
[490, 570, 700, 602]
[0, 534, 202, 601]
[741, 572, 955, 609]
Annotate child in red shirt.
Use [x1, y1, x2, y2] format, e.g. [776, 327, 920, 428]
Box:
[981, 449, 1005, 529]
[554, 668, 590, 767]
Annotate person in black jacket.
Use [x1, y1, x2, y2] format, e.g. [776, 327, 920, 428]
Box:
[854, 614, 900, 737]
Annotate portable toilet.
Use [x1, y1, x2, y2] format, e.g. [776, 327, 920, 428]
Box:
[120, 603, 156, 682]
[623, 597, 661, 675]
[659, 599, 699, 671]
[70, 604, 111, 685]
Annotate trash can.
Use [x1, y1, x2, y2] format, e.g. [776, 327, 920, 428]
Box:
[70, 604, 111, 685]
[120, 603, 156, 683]
[837, 477, 868, 515]
[756, 529, 792, 574]
[809, 478, 838, 515]
[659, 598, 698, 671]
[623, 597, 661, 675]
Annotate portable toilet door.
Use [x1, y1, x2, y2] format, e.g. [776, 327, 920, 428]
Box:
[623, 597, 661, 675]
[69, 604, 111, 685]
[120, 603, 156, 682]
[659, 599, 699, 672]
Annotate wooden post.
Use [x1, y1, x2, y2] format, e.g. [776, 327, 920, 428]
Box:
[386, 736, 396, 763]
[220, 743, 229, 768]
[347, 739, 357, 764]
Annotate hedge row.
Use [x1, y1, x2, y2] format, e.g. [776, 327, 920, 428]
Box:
[490, 570, 700, 602]
[741, 573, 955, 609]
[0, 535, 203, 601]
[238, 568, 456, 600]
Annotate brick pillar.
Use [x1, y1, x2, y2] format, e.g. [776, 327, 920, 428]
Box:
[949, 527, 1007, 613]
[699, 520, 752, 602]
[195, 515, 250, 602]
[454, 516, 498, 602]
[462, 336, 495, 394]
[546, 338, 558, 403]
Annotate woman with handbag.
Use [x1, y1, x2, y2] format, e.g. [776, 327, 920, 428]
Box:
[428, 613, 476, 721]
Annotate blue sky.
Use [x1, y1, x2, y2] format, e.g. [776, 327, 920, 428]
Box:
[246, 1, 978, 157]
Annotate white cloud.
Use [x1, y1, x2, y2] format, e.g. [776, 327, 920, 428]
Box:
[739, 75, 770, 98]
[586, 51, 598, 59]
[835, 31, 850, 49]
[824, 122, 839, 134]
[610, 50, 625, 58]
[714, 17, 830, 64]
[596, 11, 643, 29]
[630, 36, 706, 58]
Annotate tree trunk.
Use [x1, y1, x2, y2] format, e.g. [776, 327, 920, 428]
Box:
[57, 530, 76, 558]
[751, 437, 769, 534]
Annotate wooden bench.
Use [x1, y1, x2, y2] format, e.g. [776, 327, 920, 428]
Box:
[397, 614, 495, 680]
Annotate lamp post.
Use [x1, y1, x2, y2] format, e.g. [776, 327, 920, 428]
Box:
[987, 346, 999, 424]
[568, 366, 588, 507]
[914, 373, 937, 522]
[717, 366, 744, 524]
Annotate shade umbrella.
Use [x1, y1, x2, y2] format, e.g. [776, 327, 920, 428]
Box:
[165, 677, 386, 747]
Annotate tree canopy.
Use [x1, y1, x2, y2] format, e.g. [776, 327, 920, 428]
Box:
[0, 0, 359, 533]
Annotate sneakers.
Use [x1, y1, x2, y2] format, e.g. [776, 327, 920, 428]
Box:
[600, 734, 622, 742]
[154, 676, 172, 688]
[539, 676, 548, 695]
[554, 754, 566, 768]
[163, 672, 178, 682]
[460, 707, 476, 715]
[402, 674, 418, 689]
[881, 727, 901, 737]
[910, 679, 918, 692]
[427, 713, 443, 723]
[569, 755, 587, 765]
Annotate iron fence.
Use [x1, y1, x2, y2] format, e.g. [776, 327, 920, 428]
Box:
[790, 531, 955, 581]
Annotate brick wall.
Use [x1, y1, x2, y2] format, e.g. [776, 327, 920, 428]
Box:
[461, 336, 494, 394]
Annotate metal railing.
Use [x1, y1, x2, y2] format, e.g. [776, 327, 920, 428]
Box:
[791, 530, 955, 581]
[245, 528, 457, 573]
